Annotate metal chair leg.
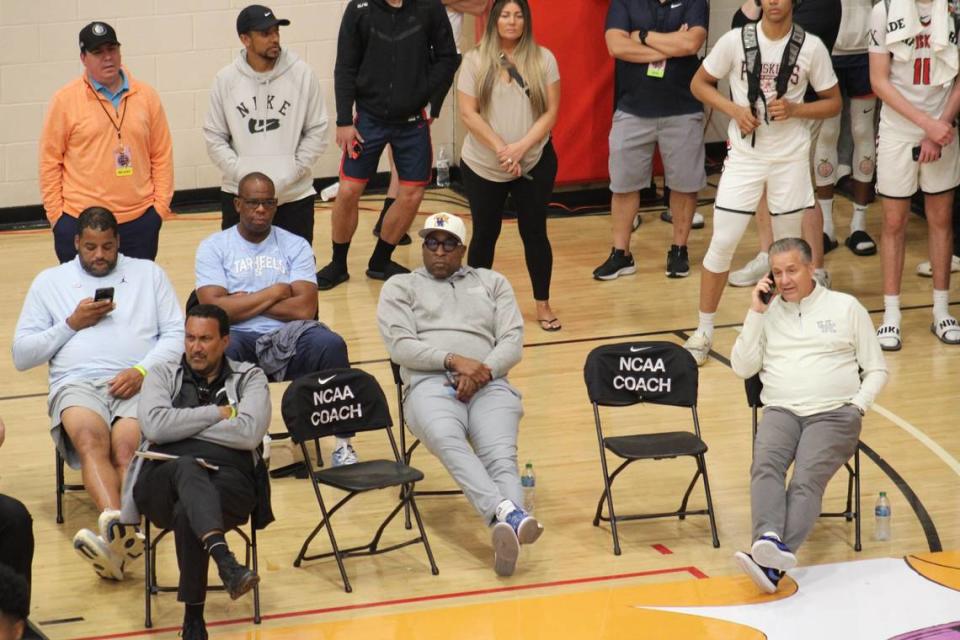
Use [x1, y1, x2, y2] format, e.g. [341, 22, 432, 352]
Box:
[55, 450, 64, 525]
[699, 455, 721, 548]
[854, 445, 862, 552]
[144, 521, 152, 628]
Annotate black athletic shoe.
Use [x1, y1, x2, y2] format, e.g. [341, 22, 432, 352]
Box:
[179, 617, 208, 640]
[665, 244, 690, 278]
[365, 260, 410, 281]
[372, 222, 412, 246]
[217, 552, 260, 600]
[316, 262, 349, 290]
[593, 248, 636, 281]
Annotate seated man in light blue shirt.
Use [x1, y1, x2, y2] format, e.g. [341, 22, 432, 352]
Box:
[12, 207, 184, 582]
[195, 172, 356, 465]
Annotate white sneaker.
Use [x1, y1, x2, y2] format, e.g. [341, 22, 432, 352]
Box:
[813, 269, 832, 289]
[684, 332, 712, 366]
[73, 528, 125, 580]
[729, 252, 770, 287]
[331, 443, 358, 467]
[916, 255, 960, 277]
[98, 509, 144, 562]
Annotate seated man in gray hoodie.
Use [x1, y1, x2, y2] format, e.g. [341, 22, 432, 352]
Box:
[203, 4, 328, 247]
[377, 212, 543, 577]
[121, 304, 269, 640]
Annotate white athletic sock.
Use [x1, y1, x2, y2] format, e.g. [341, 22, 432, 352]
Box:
[819, 198, 835, 239]
[883, 295, 902, 327]
[761, 531, 782, 541]
[697, 311, 715, 339]
[850, 204, 867, 233]
[933, 289, 951, 322]
[495, 499, 518, 522]
[335, 437, 352, 449]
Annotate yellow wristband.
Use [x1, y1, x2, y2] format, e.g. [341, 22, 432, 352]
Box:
[229, 405, 238, 419]
[133, 365, 147, 377]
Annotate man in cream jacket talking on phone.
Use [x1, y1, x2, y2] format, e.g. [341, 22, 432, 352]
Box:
[729, 237, 887, 594]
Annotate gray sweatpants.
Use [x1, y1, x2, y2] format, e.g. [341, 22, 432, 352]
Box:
[751, 404, 862, 552]
[404, 375, 525, 524]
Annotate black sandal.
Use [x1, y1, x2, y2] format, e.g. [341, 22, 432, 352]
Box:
[845, 230, 877, 256]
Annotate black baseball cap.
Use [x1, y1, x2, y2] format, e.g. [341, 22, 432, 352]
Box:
[236, 5, 291, 34]
[79, 21, 120, 53]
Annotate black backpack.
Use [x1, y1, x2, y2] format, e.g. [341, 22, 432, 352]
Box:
[740, 21, 806, 146]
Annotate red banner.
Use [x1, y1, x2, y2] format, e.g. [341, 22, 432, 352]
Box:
[529, 0, 614, 185]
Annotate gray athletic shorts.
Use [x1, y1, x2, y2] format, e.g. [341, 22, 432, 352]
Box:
[48, 378, 139, 469]
[608, 110, 707, 194]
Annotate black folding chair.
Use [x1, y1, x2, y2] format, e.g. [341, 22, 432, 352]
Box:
[584, 341, 720, 555]
[55, 449, 85, 524]
[144, 520, 260, 628]
[281, 367, 439, 592]
[389, 361, 463, 530]
[745, 374, 862, 552]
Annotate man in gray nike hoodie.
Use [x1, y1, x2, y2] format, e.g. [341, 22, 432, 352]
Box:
[204, 4, 328, 247]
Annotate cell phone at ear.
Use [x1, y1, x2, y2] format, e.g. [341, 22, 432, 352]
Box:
[912, 145, 921, 162]
[759, 272, 775, 305]
[94, 287, 114, 302]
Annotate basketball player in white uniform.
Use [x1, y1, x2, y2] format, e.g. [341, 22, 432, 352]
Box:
[814, 0, 878, 257]
[869, 0, 960, 349]
[684, 0, 840, 366]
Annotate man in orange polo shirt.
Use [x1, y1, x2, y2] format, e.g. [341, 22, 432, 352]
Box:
[39, 22, 174, 263]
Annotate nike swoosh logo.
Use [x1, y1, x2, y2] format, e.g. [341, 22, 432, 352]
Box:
[629, 346, 651, 353]
[265, 11, 272, 16]
[318, 375, 336, 385]
[863, 108, 873, 114]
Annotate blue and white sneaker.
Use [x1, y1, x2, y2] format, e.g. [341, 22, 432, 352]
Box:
[73, 528, 125, 581]
[733, 550, 783, 594]
[492, 522, 520, 577]
[98, 509, 144, 563]
[504, 507, 543, 545]
[751, 533, 796, 572]
[331, 443, 358, 467]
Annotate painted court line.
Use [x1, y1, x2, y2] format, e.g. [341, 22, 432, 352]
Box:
[872, 403, 960, 478]
[67, 566, 707, 640]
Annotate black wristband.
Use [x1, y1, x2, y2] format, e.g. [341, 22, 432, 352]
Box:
[639, 29, 649, 45]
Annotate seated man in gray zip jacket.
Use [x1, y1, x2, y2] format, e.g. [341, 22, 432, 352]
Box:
[120, 304, 270, 640]
[377, 212, 543, 578]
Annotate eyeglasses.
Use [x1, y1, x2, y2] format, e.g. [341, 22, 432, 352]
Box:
[242, 198, 278, 208]
[423, 236, 462, 252]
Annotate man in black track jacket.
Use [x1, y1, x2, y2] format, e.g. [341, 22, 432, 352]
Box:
[316, 0, 460, 291]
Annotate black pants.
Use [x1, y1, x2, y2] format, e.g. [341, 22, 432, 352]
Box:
[221, 192, 316, 247]
[53, 207, 163, 263]
[134, 457, 256, 603]
[0, 494, 33, 610]
[463, 142, 558, 301]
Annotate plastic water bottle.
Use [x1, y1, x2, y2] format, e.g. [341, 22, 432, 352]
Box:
[874, 491, 891, 541]
[320, 181, 339, 201]
[521, 462, 536, 512]
[436, 146, 450, 188]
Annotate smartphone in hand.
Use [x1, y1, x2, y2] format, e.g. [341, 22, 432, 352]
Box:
[759, 272, 775, 305]
[94, 287, 114, 303]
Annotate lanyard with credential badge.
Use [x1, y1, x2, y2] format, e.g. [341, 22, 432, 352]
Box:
[89, 81, 133, 177]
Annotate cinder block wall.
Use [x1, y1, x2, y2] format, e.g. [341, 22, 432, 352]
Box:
[0, 0, 741, 210]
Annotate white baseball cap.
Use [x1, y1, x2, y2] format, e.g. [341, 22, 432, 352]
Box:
[419, 212, 467, 245]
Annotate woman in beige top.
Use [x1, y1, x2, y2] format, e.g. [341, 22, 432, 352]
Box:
[458, 0, 562, 331]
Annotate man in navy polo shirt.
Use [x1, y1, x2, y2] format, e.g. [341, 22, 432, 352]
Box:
[594, 0, 709, 282]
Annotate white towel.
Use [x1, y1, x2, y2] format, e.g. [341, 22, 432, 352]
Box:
[885, 0, 958, 85]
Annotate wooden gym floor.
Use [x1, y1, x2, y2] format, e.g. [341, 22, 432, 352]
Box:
[0, 184, 957, 639]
